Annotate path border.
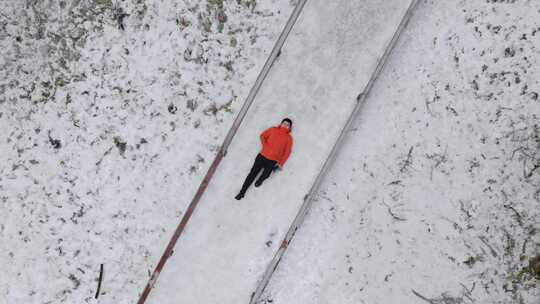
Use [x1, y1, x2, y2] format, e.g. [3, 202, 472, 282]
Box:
[136, 1, 309, 303]
[248, 1, 420, 303]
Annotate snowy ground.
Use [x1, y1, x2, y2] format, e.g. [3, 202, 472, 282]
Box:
[1, 0, 293, 303]
[145, 1, 412, 303]
[1, 0, 539, 304]
[259, 1, 540, 304]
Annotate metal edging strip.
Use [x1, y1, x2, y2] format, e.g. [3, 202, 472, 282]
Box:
[248, 1, 420, 303]
[136, 1, 309, 303]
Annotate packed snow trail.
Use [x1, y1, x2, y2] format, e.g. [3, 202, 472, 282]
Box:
[258, 1, 540, 304]
[144, 1, 413, 303]
[136, 2, 307, 303]
[249, 0, 418, 302]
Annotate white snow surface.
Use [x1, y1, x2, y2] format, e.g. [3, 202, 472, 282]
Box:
[1, 0, 293, 303]
[146, 1, 412, 303]
[1, 0, 539, 304]
[259, 1, 540, 304]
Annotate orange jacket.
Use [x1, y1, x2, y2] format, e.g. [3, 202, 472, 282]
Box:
[259, 126, 293, 167]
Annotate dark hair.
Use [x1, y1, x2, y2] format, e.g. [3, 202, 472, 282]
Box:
[281, 118, 292, 128]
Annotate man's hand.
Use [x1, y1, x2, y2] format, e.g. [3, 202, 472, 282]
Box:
[273, 164, 282, 172]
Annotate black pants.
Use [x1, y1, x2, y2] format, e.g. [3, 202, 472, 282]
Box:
[239, 153, 277, 195]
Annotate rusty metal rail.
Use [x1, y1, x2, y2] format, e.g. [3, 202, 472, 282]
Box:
[248, 1, 420, 303]
[136, 1, 309, 303]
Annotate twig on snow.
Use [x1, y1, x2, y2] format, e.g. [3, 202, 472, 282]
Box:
[95, 146, 114, 167]
[382, 201, 406, 221]
[411, 289, 436, 304]
[503, 204, 523, 226]
[478, 236, 498, 258]
[400, 146, 414, 173]
[95, 264, 104, 299]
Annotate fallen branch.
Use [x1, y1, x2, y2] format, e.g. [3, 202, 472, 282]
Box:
[382, 201, 406, 221]
[459, 200, 472, 219]
[478, 236, 498, 258]
[95, 264, 104, 299]
[400, 146, 414, 173]
[411, 289, 435, 304]
[411, 289, 465, 304]
[95, 146, 113, 167]
[503, 204, 523, 226]
[460, 282, 475, 302]
[525, 161, 540, 178]
[521, 239, 528, 255]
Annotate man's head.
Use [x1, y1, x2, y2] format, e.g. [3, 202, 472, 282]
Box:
[280, 118, 292, 130]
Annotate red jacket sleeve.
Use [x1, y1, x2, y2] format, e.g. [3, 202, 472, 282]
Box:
[260, 127, 273, 145]
[278, 136, 293, 167]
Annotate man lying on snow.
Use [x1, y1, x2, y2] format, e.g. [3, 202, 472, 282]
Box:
[235, 118, 294, 200]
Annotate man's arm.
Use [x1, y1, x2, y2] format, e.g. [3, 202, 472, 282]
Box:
[278, 136, 293, 168]
[260, 127, 273, 145]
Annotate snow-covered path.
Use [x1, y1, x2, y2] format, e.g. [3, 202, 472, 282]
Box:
[259, 1, 540, 303]
[145, 1, 413, 303]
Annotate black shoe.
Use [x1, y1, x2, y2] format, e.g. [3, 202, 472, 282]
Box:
[254, 180, 263, 187]
[235, 193, 244, 200]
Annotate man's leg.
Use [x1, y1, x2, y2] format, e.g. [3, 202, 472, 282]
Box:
[237, 154, 264, 198]
[255, 159, 277, 187]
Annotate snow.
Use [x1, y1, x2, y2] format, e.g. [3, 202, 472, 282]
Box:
[145, 1, 413, 303]
[259, 1, 540, 303]
[1, 0, 293, 303]
[1, 0, 539, 304]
